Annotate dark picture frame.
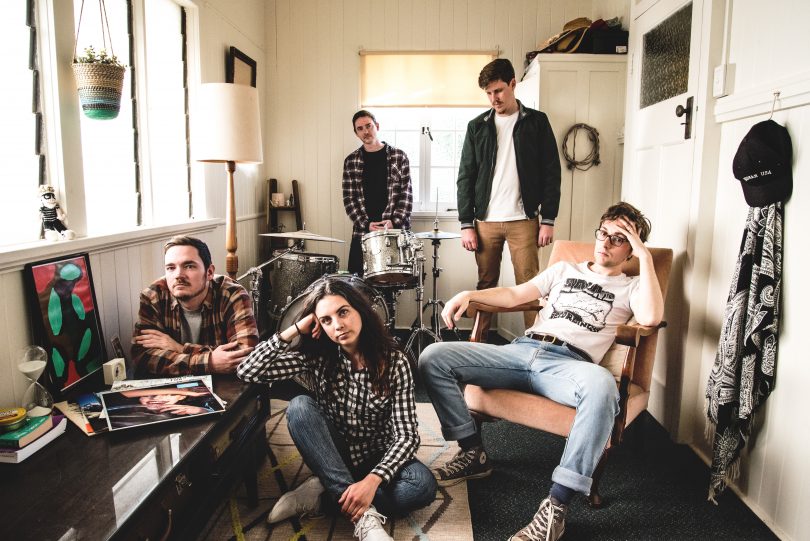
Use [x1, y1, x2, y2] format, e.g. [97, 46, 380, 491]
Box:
[99, 380, 224, 432]
[226, 46, 257, 87]
[23, 253, 106, 395]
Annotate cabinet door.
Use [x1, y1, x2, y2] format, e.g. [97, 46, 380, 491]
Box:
[503, 57, 627, 337]
[540, 59, 626, 243]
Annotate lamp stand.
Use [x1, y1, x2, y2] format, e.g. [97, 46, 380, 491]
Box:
[225, 160, 238, 279]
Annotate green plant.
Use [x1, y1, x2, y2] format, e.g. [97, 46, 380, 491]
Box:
[73, 45, 124, 68]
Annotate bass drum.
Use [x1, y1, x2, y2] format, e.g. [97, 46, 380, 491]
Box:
[277, 273, 389, 344]
[267, 251, 339, 319]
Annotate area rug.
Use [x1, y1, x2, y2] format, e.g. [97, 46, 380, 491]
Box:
[199, 399, 473, 541]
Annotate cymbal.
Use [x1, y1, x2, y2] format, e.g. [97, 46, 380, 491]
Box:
[414, 230, 462, 240]
[260, 229, 345, 243]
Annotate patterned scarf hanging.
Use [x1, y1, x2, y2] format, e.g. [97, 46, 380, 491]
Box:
[705, 203, 783, 503]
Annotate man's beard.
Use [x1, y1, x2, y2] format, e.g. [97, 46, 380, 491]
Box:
[172, 281, 206, 302]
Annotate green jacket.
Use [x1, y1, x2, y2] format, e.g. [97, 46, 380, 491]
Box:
[456, 101, 561, 228]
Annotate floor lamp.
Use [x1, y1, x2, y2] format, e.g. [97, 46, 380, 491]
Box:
[195, 83, 263, 279]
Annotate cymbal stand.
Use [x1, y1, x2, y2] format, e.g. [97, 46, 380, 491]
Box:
[423, 237, 446, 339]
[404, 254, 440, 361]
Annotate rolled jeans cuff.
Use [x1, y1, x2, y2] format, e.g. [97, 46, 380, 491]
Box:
[551, 465, 593, 495]
[440, 418, 477, 442]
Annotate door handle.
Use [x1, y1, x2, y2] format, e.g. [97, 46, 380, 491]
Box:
[675, 96, 693, 140]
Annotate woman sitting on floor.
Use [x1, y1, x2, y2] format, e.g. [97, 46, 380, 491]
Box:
[237, 276, 436, 541]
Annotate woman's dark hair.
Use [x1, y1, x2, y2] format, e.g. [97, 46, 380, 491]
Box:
[297, 277, 398, 396]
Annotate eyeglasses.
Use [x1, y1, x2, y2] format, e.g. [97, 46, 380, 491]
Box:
[594, 229, 628, 247]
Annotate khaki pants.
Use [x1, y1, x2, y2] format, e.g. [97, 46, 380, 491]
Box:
[474, 219, 540, 337]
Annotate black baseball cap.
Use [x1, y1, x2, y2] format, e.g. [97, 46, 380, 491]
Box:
[732, 120, 793, 207]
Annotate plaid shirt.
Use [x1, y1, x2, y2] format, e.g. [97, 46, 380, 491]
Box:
[237, 334, 419, 483]
[132, 275, 259, 376]
[342, 143, 413, 238]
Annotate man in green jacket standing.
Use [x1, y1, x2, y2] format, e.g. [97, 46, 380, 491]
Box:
[457, 58, 561, 337]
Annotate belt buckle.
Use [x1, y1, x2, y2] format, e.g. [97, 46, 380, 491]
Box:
[538, 334, 556, 344]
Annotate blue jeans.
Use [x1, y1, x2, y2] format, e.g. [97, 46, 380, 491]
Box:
[285, 395, 437, 517]
[418, 337, 619, 495]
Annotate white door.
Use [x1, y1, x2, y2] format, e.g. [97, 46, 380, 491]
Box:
[622, 0, 704, 430]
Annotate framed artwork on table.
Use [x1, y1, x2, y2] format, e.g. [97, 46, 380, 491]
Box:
[23, 253, 106, 395]
[226, 46, 257, 87]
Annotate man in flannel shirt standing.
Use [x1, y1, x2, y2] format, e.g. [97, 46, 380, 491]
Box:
[342, 110, 413, 275]
[132, 236, 258, 376]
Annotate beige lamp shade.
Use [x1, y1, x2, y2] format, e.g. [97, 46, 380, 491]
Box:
[195, 83, 263, 164]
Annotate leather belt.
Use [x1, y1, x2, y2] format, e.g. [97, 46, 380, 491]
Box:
[526, 333, 592, 362]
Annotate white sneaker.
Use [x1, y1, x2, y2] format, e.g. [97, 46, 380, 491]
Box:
[353, 505, 393, 541]
[267, 476, 325, 524]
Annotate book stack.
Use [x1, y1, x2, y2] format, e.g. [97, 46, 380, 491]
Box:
[0, 414, 68, 464]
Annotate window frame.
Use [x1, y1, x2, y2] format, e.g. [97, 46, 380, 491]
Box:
[13, 0, 202, 250]
[375, 107, 486, 216]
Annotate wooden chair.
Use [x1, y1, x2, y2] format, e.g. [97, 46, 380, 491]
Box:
[463, 240, 673, 507]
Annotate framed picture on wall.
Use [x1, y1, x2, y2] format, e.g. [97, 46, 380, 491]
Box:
[23, 253, 106, 395]
[226, 46, 257, 87]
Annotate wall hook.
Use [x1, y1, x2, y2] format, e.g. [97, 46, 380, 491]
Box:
[768, 91, 781, 120]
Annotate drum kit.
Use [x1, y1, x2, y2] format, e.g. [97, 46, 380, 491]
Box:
[239, 224, 461, 360]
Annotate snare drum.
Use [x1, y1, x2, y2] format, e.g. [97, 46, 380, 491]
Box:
[361, 229, 421, 287]
[277, 273, 389, 343]
[267, 252, 338, 319]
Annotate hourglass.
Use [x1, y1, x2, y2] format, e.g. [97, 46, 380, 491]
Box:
[18, 346, 54, 418]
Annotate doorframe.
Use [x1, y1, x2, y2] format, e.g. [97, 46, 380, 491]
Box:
[622, 0, 727, 443]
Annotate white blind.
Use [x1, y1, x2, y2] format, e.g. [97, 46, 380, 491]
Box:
[360, 52, 496, 107]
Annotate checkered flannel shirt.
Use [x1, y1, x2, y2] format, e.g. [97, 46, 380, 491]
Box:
[132, 275, 259, 376]
[342, 143, 413, 238]
[237, 333, 419, 483]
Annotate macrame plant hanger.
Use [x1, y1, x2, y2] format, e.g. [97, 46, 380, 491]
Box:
[72, 0, 126, 120]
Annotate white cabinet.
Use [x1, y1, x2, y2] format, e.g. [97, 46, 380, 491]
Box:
[516, 54, 628, 255]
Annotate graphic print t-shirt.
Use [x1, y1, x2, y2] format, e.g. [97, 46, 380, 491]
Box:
[527, 261, 640, 362]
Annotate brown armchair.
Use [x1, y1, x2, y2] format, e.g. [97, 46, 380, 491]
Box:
[463, 240, 673, 507]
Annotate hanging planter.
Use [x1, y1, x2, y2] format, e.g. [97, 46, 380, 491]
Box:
[72, 49, 125, 120]
[72, 1, 126, 120]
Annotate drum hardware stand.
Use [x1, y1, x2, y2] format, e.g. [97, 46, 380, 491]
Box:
[423, 236, 446, 339]
[378, 286, 401, 334]
[410, 193, 462, 342]
[404, 254, 440, 361]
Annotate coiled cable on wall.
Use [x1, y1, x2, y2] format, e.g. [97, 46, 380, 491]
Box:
[562, 123, 601, 171]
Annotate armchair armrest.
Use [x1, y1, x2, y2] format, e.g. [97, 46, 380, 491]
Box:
[615, 321, 667, 347]
[611, 321, 667, 445]
[467, 301, 543, 343]
[465, 300, 542, 317]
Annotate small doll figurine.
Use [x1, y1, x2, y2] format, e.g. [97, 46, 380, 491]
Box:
[39, 185, 75, 241]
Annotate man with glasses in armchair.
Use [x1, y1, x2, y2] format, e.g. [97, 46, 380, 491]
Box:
[418, 202, 663, 541]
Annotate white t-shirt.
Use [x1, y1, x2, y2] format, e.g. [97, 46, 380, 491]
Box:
[527, 261, 640, 362]
[484, 111, 526, 221]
